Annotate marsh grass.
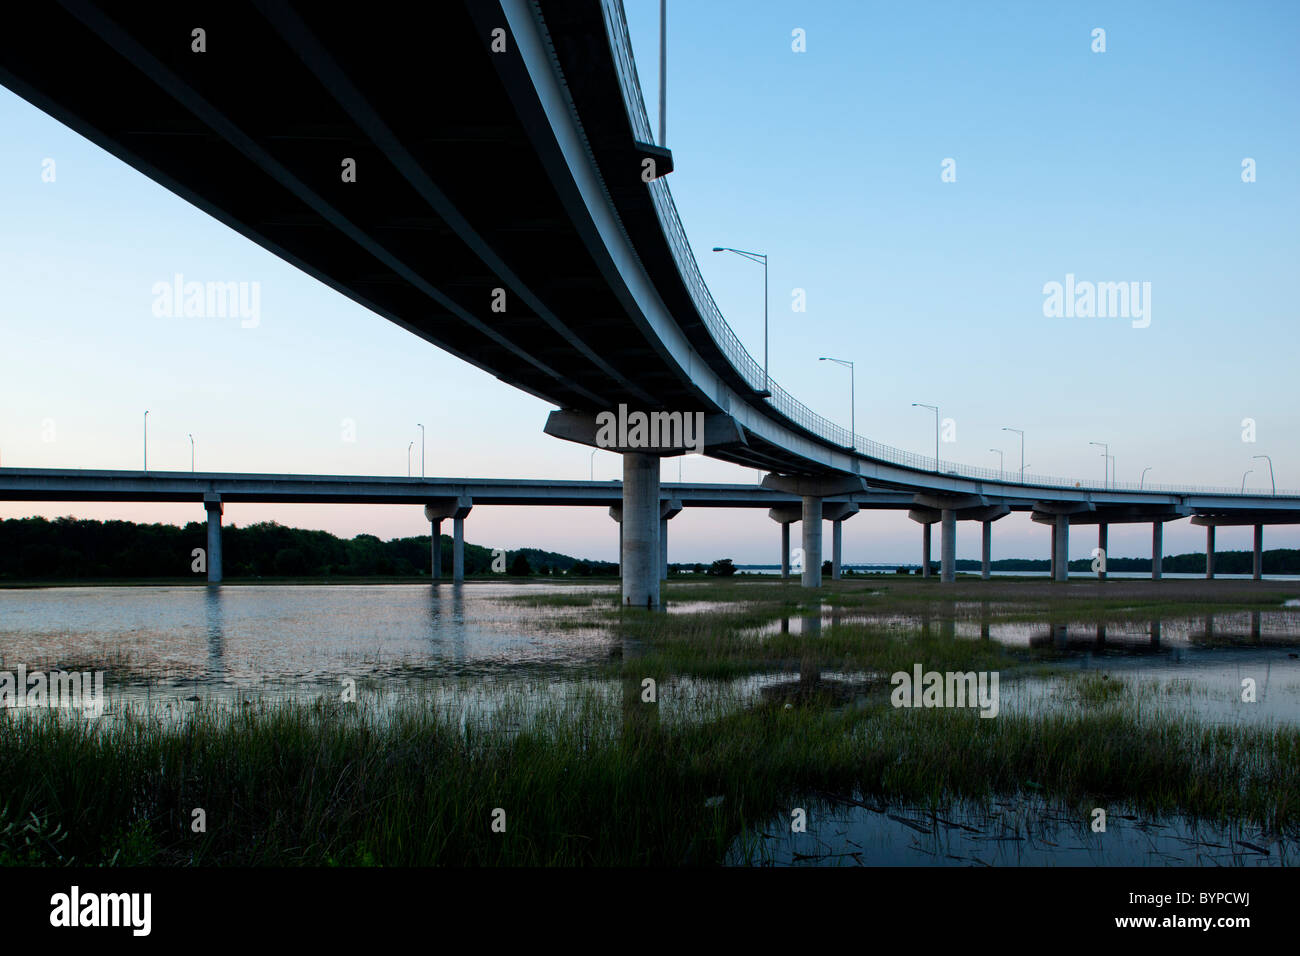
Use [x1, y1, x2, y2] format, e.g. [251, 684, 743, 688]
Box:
[2, 674, 1295, 867]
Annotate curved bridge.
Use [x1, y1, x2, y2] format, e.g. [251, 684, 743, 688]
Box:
[1, 0, 1294, 604]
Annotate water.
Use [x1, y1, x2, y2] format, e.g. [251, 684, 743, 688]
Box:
[2, 584, 1298, 717]
[729, 795, 1294, 866]
[0, 583, 615, 706]
[2, 583, 1296, 865]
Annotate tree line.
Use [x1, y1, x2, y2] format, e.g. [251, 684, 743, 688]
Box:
[0, 516, 613, 580]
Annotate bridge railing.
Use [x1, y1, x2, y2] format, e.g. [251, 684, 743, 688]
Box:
[598, 1, 1294, 499]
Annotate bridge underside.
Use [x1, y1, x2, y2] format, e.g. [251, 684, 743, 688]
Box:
[0, 0, 837, 479]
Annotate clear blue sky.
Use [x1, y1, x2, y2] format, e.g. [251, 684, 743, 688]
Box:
[1, 1, 1297, 564]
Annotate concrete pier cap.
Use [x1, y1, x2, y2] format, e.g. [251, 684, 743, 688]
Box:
[542, 407, 747, 456]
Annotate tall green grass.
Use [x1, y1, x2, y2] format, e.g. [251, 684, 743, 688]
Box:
[2, 679, 1295, 866]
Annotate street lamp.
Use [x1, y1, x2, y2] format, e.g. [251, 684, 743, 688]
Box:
[408, 441, 414, 477]
[1140, 466, 1151, 489]
[912, 403, 939, 471]
[989, 448, 1003, 480]
[188, 433, 195, 472]
[1241, 469, 1253, 493]
[819, 357, 855, 450]
[590, 449, 597, 482]
[1252, 455, 1275, 495]
[1002, 427, 1025, 481]
[1089, 441, 1109, 489]
[143, 410, 149, 472]
[417, 423, 425, 478]
[712, 246, 769, 396]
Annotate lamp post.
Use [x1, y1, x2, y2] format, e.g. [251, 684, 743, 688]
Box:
[912, 403, 939, 471]
[1253, 455, 1275, 495]
[408, 441, 414, 477]
[1241, 469, 1253, 493]
[1002, 427, 1024, 481]
[188, 433, 195, 472]
[819, 357, 854, 450]
[712, 246, 769, 396]
[658, 0, 667, 147]
[1140, 466, 1151, 489]
[1089, 441, 1109, 489]
[990, 448, 1004, 480]
[590, 449, 597, 482]
[417, 423, 425, 478]
[143, 410, 149, 472]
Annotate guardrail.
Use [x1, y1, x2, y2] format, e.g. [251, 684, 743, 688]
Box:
[598, 1, 1295, 499]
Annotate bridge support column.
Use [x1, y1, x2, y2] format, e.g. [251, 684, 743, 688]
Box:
[660, 499, 682, 581]
[781, 524, 791, 579]
[425, 499, 471, 584]
[1053, 514, 1069, 582]
[609, 506, 623, 578]
[1098, 524, 1108, 581]
[769, 507, 801, 580]
[1152, 522, 1163, 580]
[822, 502, 857, 581]
[660, 517, 667, 580]
[204, 495, 223, 584]
[760, 476, 866, 587]
[1050, 523, 1057, 580]
[1205, 526, 1216, 579]
[981, 520, 991, 580]
[453, 516, 465, 583]
[832, 520, 843, 579]
[801, 496, 823, 587]
[1254, 524, 1263, 580]
[922, 523, 932, 578]
[940, 509, 956, 583]
[621, 453, 660, 608]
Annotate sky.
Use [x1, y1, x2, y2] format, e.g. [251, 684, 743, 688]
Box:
[1, 0, 1297, 565]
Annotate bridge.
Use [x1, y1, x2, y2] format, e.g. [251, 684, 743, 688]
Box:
[1, 1, 1296, 605]
[1, 467, 1293, 587]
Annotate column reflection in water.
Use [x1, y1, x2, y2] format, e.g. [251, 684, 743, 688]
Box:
[204, 586, 225, 680]
[426, 582, 468, 668]
[619, 639, 659, 740]
[798, 609, 821, 694]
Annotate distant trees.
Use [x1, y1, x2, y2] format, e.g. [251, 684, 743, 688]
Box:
[0, 517, 609, 580]
[707, 558, 736, 577]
